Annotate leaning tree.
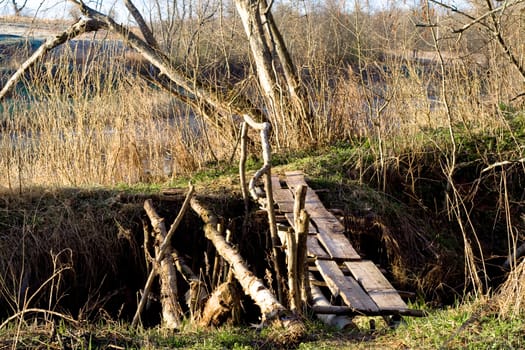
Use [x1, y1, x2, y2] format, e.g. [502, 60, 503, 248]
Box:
[0, 0, 323, 332]
[1, 0, 316, 148]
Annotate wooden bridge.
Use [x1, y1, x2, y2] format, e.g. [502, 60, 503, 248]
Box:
[271, 171, 424, 324]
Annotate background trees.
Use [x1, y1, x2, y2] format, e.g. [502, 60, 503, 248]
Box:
[0, 0, 524, 187]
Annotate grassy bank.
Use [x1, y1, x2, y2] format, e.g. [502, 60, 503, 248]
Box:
[0, 140, 524, 347]
[1, 2, 525, 348]
[1, 298, 524, 349]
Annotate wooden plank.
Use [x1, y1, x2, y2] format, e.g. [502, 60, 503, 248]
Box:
[315, 221, 361, 261]
[344, 260, 408, 311]
[271, 175, 294, 213]
[307, 235, 330, 260]
[315, 260, 379, 313]
[284, 213, 317, 234]
[284, 171, 360, 260]
[282, 212, 330, 259]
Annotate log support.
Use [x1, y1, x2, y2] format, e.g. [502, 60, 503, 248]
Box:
[287, 184, 310, 314]
[190, 197, 286, 321]
[132, 185, 198, 329]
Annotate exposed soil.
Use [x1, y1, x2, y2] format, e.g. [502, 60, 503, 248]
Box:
[1, 151, 523, 327]
[0, 187, 267, 325]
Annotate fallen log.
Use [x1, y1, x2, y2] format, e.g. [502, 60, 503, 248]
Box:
[132, 185, 198, 328]
[190, 196, 300, 327]
[310, 280, 356, 330]
[143, 200, 183, 329]
[199, 282, 241, 327]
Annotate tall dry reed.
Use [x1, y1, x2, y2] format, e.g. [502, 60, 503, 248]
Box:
[0, 37, 234, 189]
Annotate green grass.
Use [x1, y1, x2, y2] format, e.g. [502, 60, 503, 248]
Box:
[3, 302, 523, 349]
[371, 307, 525, 349]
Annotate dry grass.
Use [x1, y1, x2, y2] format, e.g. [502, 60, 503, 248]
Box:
[0, 188, 145, 320]
[0, 39, 234, 189]
[1, 3, 521, 190]
[0, 3, 525, 344]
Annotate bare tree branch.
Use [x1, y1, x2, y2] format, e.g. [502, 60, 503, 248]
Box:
[430, 0, 525, 82]
[67, 0, 266, 126]
[0, 17, 105, 100]
[123, 0, 159, 49]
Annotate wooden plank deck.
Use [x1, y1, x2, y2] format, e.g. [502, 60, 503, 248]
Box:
[270, 175, 294, 213]
[284, 171, 361, 261]
[307, 236, 330, 260]
[270, 171, 422, 319]
[316, 259, 379, 313]
[344, 260, 409, 312]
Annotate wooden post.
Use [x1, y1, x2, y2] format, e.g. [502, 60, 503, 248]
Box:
[294, 186, 309, 307]
[239, 121, 250, 214]
[286, 228, 299, 312]
[296, 209, 310, 312]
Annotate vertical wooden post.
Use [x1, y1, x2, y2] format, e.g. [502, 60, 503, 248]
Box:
[243, 115, 285, 304]
[296, 210, 310, 311]
[239, 122, 249, 214]
[263, 166, 285, 303]
[287, 228, 299, 311]
[288, 185, 309, 314]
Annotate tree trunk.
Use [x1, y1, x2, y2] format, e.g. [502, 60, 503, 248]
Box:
[234, 0, 280, 113]
[143, 200, 183, 329]
[190, 196, 288, 322]
[199, 282, 241, 327]
[234, 0, 314, 147]
[132, 186, 196, 328]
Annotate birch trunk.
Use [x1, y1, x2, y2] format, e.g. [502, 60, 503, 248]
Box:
[190, 197, 288, 322]
[143, 200, 184, 329]
[310, 279, 356, 330]
[234, 0, 314, 146]
[233, 0, 279, 113]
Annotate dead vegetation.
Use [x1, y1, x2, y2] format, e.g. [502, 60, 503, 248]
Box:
[0, 0, 525, 347]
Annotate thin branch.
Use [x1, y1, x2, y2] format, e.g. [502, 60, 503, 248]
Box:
[429, 0, 475, 21]
[481, 158, 525, 173]
[447, 0, 524, 33]
[68, 0, 267, 124]
[0, 308, 78, 329]
[451, 5, 506, 33]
